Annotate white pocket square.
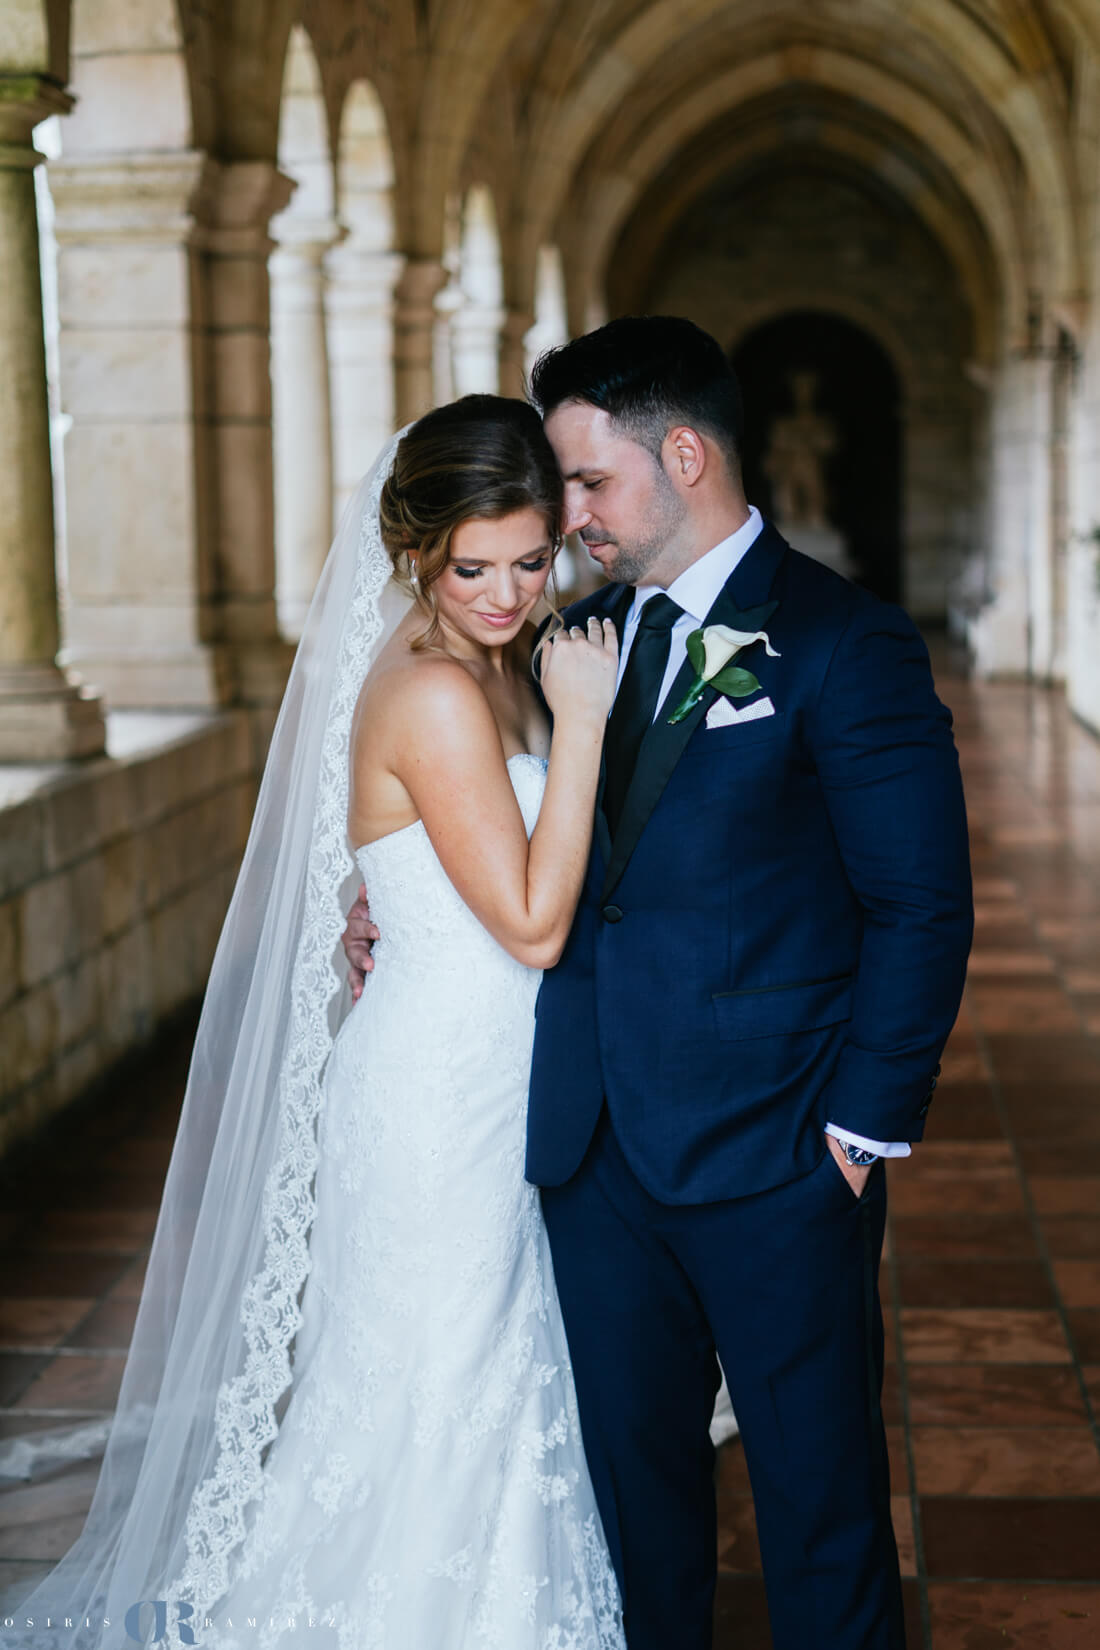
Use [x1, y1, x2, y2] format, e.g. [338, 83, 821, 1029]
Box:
[706, 695, 775, 728]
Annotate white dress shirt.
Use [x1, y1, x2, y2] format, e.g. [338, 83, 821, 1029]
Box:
[615, 507, 766, 706]
[612, 508, 909, 1163]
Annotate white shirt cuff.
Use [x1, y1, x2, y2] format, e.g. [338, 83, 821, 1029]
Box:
[825, 1124, 912, 1159]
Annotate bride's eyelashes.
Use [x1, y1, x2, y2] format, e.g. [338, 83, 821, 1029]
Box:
[452, 557, 550, 581]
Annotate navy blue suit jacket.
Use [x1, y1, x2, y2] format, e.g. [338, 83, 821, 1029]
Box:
[526, 522, 974, 1204]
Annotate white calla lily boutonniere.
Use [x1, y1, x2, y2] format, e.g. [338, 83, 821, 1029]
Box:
[667, 623, 781, 724]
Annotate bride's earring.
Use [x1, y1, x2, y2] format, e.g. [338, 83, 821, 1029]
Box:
[409, 557, 420, 591]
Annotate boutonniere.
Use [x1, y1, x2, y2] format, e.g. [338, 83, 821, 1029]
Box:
[667, 624, 781, 724]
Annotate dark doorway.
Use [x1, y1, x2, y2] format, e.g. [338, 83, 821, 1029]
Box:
[732, 311, 903, 603]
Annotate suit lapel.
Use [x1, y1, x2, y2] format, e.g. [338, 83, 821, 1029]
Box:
[598, 524, 787, 903]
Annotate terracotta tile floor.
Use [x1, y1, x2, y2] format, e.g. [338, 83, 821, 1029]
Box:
[2, 649, 1099, 1646]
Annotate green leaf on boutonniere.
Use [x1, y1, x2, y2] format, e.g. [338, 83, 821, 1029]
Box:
[708, 665, 761, 698]
[668, 622, 776, 722]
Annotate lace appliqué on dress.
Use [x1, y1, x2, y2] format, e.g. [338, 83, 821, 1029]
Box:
[168, 756, 623, 1649]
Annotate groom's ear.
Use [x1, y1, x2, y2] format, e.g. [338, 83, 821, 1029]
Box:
[663, 425, 707, 488]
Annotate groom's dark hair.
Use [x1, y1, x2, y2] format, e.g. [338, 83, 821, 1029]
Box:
[529, 316, 744, 471]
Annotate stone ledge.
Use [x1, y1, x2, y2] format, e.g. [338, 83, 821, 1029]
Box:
[0, 712, 261, 1161]
[0, 709, 253, 895]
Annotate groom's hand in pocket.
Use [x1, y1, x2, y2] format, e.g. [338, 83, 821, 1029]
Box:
[342, 884, 380, 1000]
[825, 1132, 874, 1199]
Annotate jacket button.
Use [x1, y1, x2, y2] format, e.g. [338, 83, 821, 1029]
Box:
[602, 904, 624, 924]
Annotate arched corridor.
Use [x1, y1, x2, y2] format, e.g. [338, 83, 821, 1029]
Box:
[3, 5, 1100, 1640]
[6, 0, 1098, 1144]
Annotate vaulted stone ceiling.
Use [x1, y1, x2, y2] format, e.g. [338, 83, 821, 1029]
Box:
[105, 0, 1091, 361]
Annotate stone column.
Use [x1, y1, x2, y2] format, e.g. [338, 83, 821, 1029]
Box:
[432, 268, 461, 407]
[1023, 353, 1058, 682]
[970, 351, 1054, 678]
[1066, 305, 1100, 735]
[48, 149, 219, 707]
[191, 159, 296, 706]
[393, 258, 448, 424]
[498, 307, 535, 398]
[269, 218, 344, 638]
[326, 244, 403, 517]
[0, 77, 105, 760]
[451, 299, 506, 395]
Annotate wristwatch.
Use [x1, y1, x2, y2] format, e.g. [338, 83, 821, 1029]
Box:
[841, 1141, 879, 1168]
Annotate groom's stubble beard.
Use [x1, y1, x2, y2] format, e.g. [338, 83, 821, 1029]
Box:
[582, 458, 688, 586]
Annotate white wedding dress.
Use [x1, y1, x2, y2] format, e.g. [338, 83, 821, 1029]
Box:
[197, 754, 623, 1650]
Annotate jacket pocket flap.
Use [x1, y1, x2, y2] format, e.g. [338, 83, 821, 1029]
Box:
[712, 973, 853, 1040]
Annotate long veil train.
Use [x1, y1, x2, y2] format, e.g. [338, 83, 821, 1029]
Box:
[3, 432, 412, 1649]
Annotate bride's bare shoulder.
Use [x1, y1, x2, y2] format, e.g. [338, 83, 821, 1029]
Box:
[355, 636, 496, 763]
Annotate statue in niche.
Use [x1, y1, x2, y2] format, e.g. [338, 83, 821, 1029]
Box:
[763, 369, 836, 528]
[763, 369, 855, 578]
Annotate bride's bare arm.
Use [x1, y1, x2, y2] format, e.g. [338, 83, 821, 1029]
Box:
[377, 617, 617, 969]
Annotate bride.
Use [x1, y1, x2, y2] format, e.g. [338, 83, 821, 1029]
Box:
[5, 397, 625, 1649]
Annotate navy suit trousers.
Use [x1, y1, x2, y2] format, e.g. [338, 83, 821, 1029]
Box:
[541, 1107, 906, 1650]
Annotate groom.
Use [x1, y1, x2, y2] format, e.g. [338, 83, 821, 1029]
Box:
[347, 317, 973, 1648]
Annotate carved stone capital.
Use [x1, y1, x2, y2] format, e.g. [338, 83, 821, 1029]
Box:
[48, 151, 207, 241]
[190, 159, 296, 257]
[394, 257, 449, 317]
[0, 665, 106, 761]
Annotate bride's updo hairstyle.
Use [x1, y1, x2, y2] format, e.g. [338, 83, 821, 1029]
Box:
[380, 394, 564, 650]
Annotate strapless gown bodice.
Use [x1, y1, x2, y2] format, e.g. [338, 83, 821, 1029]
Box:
[353, 750, 548, 979]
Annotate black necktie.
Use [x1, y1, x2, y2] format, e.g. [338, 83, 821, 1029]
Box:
[602, 594, 683, 837]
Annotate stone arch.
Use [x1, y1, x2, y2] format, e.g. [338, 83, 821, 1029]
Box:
[588, 104, 1002, 365]
[514, 0, 1080, 328]
[593, 125, 996, 367]
[409, 0, 532, 257]
[451, 183, 505, 395]
[336, 79, 394, 247]
[270, 22, 339, 639]
[274, 23, 335, 220]
[176, 0, 298, 163]
[429, 190, 465, 405]
[525, 244, 569, 380]
[327, 78, 401, 517]
[544, 47, 1025, 345]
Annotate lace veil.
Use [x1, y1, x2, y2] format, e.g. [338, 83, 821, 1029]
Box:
[5, 431, 412, 1648]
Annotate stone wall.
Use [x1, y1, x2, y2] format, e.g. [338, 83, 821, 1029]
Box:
[0, 714, 258, 1159]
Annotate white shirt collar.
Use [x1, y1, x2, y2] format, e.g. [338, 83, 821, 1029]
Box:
[628, 506, 765, 628]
